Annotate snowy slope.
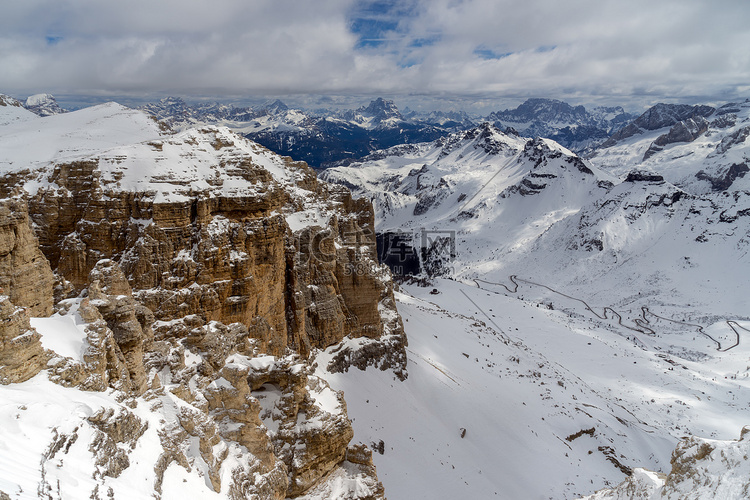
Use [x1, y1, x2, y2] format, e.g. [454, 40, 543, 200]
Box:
[0, 102, 167, 175]
[318, 280, 750, 499]
[0, 102, 320, 207]
[590, 100, 750, 194]
[321, 116, 750, 320]
[322, 123, 617, 273]
[0, 94, 39, 127]
[581, 429, 750, 499]
[320, 111, 750, 498]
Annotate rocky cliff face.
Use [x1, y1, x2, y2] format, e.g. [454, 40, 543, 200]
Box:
[0, 197, 54, 384]
[0, 198, 55, 316]
[0, 103, 402, 499]
[580, 427, 750, 499]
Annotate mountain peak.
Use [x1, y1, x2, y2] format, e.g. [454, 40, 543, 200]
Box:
[263, 99, 289, 114]
[361, 98, 402, 121]
[24, 93, 65, 116]
[158, 96, 186, 106]
[495, 98, 588, 123]
[633, 103, 715, 131]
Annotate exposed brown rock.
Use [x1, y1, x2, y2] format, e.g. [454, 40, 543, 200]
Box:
[45, 297, 134, 392]
[87, 407, 149, 479]
[0, 296, 49, 384]
[247, 356, 355, 496]
[14, 130, 406, 374]
[0, 124, 403, 498]
[87, 259, 153, 394]
[0, 198, 55, 316]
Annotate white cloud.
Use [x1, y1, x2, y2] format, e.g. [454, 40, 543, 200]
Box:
[1, 0, 748, 104]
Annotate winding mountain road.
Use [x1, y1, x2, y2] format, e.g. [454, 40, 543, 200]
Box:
[473, 276, 747, 352]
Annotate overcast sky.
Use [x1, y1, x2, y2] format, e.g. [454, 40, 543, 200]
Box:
[2, 0, 749, 111]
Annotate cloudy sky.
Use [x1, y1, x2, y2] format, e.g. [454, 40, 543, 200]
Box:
[2, 0, 749, 111]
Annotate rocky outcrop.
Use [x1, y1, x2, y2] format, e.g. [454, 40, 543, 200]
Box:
[0, 198, 55, 317]
[245, 356, 354, 495]
[0, 296, 49, 384]
[0, 198, 55, 384]
[695, 162, 750, 192]
[2, 125, 406, 372]
[625, 170, 665, 183]
[24, 93, 66, 117]
[713, 125, 750, 157]
[602, 104, 715, 147]
[643, 117, 709, 160]
[580, 427, 750, 499]
[87, 260, 154, 394]
[87, 407, 149, 479]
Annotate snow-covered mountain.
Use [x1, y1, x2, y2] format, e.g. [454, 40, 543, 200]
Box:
[139, 97, 451, 168]
[1, 92, 66, 121]
[0, 100, 405, 499]
[5, 94, 748, 498]
[139, 96, 636, 167]
[488, 98, 635, 152]
[598, 103, 716, 148]
[139, 96, 301, 129]
[338, 97, 404, 129]
[323, 101, 750, 316]
[590, 100, 750, 193]
[321, 122, 617, 274]
[320, 113, 750, 498]
[0, 94, 38, 126]
[24, 93, 66, 117]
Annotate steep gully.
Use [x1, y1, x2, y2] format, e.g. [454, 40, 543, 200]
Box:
[472, 276, 747, 352]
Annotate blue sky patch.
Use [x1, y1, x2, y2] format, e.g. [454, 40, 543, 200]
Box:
[349, 0, 419, 49]
[45, 35, 64, 46]
[474, 47, 514, 60]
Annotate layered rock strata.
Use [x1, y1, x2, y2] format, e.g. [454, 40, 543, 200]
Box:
[0, 107, 399, 498]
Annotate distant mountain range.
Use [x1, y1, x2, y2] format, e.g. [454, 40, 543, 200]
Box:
[6, 93, 744, 180]
[319, 97, 750, 320]
[488, 98, 635, 153]
[136, 96, 637, 167]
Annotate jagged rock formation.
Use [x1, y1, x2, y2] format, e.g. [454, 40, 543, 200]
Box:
[321, 122, 615, 277]
[0, 103, 399, 499]
[24, 93, 66, 117]
[642, 116, 710, 160]
[88, 259, 154, 394]
[0, 296, 49, 384]
[602, 103, 715, 147]
[0, 197, 55, 384]
[0, 107, 405, 366]
[580, 427, 750, 499]
[488, 98, 635, 151]
[0, 198, 55, 316]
